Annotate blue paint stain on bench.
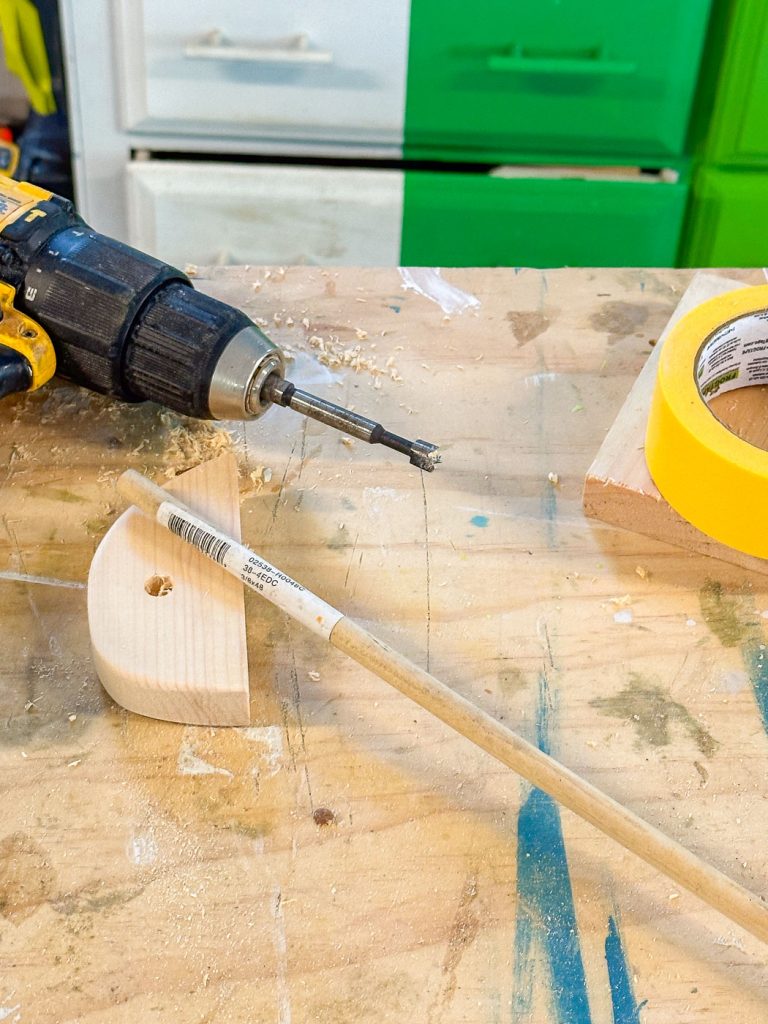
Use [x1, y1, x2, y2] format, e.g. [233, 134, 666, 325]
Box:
[605, 915, 647, 1023]
[512, 674, 592, 1021]
[511, 673, 645, 1023]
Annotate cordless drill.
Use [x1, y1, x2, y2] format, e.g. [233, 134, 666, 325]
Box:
[0, 176, 438, 471]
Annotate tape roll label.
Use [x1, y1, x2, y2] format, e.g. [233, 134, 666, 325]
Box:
[697, 310, 768, 400]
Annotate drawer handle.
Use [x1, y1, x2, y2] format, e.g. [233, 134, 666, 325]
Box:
[184, 29, 333, 65]
[487, 46, 636, 76]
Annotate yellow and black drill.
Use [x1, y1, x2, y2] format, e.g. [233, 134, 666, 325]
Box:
[0, 175, 438, 471]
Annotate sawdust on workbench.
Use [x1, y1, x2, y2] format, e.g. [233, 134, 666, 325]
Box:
[12, 379, 235, 485]
[225, 268, 407, 387]
[157, 412, 232, 478]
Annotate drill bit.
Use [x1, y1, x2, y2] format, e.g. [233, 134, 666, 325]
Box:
[260, 376, 440, 471]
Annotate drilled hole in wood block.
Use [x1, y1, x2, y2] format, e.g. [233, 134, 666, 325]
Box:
[145, 574, 174, 597]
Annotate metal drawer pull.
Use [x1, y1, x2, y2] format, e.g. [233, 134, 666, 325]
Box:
[487, 46, 635, 76]
[184, 29, 333, 65]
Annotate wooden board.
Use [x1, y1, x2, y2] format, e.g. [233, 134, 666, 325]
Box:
[88, 453, 250, 726]
[1, 266, 768, 1023]
[583, 272, 768, 575]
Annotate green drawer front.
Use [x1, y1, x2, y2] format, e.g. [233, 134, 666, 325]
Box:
[405, 0, 712, 161]
[401, 171, 688, 267]
[703, 0, 768, 165]
[681, 168, 768, 266]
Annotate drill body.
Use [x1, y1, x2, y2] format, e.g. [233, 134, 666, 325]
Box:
[0, 175, 282, 417]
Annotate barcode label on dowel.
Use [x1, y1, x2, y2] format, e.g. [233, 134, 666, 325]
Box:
[166, 512, 231, 565]
[155, 500, 344, 640]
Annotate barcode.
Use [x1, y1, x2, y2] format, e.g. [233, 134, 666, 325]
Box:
[167, 513, 231, 565]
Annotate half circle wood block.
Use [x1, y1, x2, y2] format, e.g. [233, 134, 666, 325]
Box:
[88, 453, 250, 726]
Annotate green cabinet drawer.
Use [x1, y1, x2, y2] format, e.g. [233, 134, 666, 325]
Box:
[700, 0, 768, 165]
[405, 0, 712, 161]
[401, 169, 688, 266]
[681, 167, 768, 265]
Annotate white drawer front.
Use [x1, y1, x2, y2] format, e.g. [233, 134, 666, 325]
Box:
[126, 161, 403, 267]
[115, 0, 410, 146]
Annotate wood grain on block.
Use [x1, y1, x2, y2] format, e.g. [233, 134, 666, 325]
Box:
[583, 273, 768, 575]
[88, 453, 250, 725]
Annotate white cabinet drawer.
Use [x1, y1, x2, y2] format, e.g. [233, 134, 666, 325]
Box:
[126, 161, 404, 267]
[114, 0, 410, 147]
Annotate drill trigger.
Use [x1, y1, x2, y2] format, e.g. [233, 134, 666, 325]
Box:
[0, 280, 55, 395]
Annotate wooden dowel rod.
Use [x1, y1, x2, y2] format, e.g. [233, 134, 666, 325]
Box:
[118, 468, 768, 946]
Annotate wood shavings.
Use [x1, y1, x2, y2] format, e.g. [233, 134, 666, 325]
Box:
[355, 328, 368, 340]
[307, 671, 321, 682]
[158, 413, 232, 477]
[306, 333, 403, 383]
[11, 443, 31, 461]
[635, 565, 650, 579]
[245, 465, 274, 494]
[340, 437, 355, 449]
[184, 264, 198, 277]
[547, 472, 559, 485]
[609, 594, 632, 607]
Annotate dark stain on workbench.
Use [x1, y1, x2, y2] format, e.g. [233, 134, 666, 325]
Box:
[591, 673, 718, 757]
[589, 301, 649, 343]
[52, 881, 146, 916]
[429, 873, 480, 1019]
[506, 310, 550, 345]
[313, 807, 336, 827]
[698, 579, 768, 736]
[0, 832, 57, 922]
[698, 579, 757, 647]
[498, 665, 528, 696]
[327, 525, 352, 551]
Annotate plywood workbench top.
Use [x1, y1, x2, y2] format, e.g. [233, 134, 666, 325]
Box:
[1, 266, 767, 1023]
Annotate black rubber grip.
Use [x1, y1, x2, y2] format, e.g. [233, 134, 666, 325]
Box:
[123, 281, 252, 418]
[19, 225, 183, 398]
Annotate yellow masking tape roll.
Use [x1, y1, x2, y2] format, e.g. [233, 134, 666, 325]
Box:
[646, 284, 768, 559]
